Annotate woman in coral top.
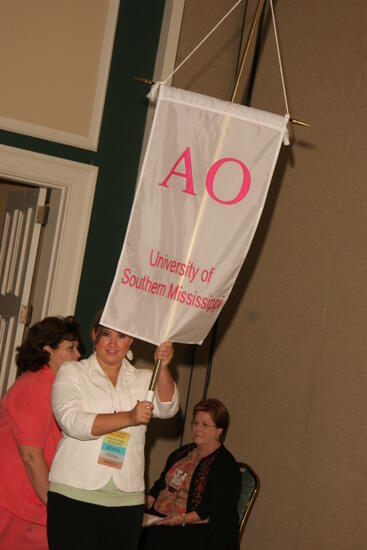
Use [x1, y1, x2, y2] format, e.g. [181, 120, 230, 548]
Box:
[0, 316, 83, 550]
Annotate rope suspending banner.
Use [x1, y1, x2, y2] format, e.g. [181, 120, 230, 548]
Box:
[143, 0, 310, 128]
[268, 0, 289, 117]
[162, 0, 244, 85]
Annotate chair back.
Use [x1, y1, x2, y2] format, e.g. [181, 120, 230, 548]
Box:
[238, 462, 259, 541]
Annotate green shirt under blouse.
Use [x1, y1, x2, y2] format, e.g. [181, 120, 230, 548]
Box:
[49, 478, 144, 507]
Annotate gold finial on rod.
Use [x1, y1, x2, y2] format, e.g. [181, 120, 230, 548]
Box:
[133, 77, 155, 86]
[290, 118, 312, 127]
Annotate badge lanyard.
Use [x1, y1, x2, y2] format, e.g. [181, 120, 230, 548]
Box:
[98, 363, 134, 470]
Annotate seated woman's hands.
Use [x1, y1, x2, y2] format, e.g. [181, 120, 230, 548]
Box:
[156, 511, 209, 527]
[157, 514, 185, 526]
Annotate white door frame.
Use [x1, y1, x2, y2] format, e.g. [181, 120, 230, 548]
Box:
[0, 144, 98, 316]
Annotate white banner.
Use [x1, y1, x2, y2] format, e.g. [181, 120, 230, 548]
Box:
[102, 85, 288, 344]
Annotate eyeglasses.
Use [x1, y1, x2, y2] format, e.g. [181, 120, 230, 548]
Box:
[191, 420, 217, 429]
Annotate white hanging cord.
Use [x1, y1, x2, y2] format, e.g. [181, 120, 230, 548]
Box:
[149, 0, 295, 135]
[269, 0, 290, 116]
[162, 0, 245, 85]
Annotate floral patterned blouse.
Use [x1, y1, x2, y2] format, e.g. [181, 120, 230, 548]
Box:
[153, 449, 202, 515]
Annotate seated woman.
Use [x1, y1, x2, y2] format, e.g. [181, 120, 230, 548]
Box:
[139, 398, 241, 550]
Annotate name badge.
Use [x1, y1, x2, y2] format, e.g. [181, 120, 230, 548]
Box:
[98, 430, 130, 469]
[168, 468, 187, 492]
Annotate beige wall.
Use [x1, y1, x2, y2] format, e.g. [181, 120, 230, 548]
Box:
[148, 1, 367, 549]
[0, 0, 117, 149]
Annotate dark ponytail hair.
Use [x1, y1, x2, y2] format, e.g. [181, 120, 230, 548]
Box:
[16, 316, 83, 372]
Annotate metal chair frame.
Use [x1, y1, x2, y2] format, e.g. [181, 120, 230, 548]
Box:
[238, 462, 260, 541]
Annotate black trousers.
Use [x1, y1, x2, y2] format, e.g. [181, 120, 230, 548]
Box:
[47, 491, 144, 550]
[138, 524, 210, 550]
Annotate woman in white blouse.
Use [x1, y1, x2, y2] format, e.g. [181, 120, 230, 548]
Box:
[47, 311, 179, 550]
